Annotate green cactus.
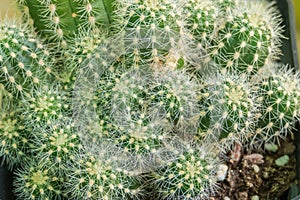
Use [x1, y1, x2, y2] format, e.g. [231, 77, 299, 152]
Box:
[0, 19, 53, 96]
[209, 0, 284, 75]
[13, 159, 64, 200]
[21, 84, 69, 127]
[18, 0, 115, 46]
[0, 110, 29, 169]
[29, 118, 83, 171]
[66, 152, 143, 199]
[149, 69, 200, 130]
[151, 145, 219, 200]
[113, 0, 185, 67]
[197, 71, 258, 151]
[251, 64, 300, 147]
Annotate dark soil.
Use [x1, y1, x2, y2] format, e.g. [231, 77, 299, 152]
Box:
[211, 136, 297, 200]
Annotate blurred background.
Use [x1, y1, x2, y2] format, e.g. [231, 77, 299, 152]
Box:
[0, 0, 300, 62]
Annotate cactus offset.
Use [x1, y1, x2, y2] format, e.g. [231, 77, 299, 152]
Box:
[209, 0, 284, 75]
[251, 64, 300, 147]
[0, 19, 53, 96]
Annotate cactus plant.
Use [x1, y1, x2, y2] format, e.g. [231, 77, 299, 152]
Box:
[209, 0, 284, 75]
[112, 0, 185, 67]
[151, 144, 219, 200]
[29, 118, 83, 171]
[17, 0, 115, 46]
[65, 152, 143, 200]
[0, 110, 29, 169]
[0, 18, 53, 97]
[20, 84, 70, 127]
[149, 69, 200, 130]
[250, 64, 300, 147]
[13, 159, 64, 200]
[197, 71, 258, 151]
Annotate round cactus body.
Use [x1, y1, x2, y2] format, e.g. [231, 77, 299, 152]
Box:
[0, 20, 53, 96]
[114, 0, 185, 67]
[21, 84, 69, 127]
[0, 111, 29, 169]
[18, 0, 114, 45]
[197, 71, 258, 151]
[252, 65, 300, 146]
[149, 69, 200, 130]
[30, 119, 83, 170]
[66, 154, 142, 200]
[14, 159, 64, 200]
[152, 146, 219, 200]
[210, 1, 283, 75]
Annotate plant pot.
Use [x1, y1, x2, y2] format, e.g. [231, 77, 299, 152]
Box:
[0, 0, 299, 199]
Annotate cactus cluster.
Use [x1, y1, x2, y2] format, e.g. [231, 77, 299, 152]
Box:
[0, 0, 299, 199]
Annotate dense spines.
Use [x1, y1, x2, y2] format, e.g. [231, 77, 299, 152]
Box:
[0, 19, 53, 96]
[251, 65, 300, 146]
[151, 145, 219, 200]
[20, 85, 69, 128]
[13, 159, 64, 200]
[113, 0, 185, 67]
[149, 69, 200, 130]
[197, 71, 258, 151]
[29, 119, 83, 170]
[209, 0, 284, 75]
[183, 0, 217, 48]
[0, 111, 29, 169]
[66, 153, 143, 200]
[18, 0, 114, 45]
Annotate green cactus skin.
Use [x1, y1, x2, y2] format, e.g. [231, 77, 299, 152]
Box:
[0, 111, 29, 169]
[13, 159, 64, 200]
[0, 19, 53, 96]
[197, 71, 258, 151]
[113, 0, 184, 67]
[183, 0, 217, 48]
[151, 145, 219, 200]
[18, 0, 114, 45]
[209, 1, 284, 75]
[21, 84, 69, 127]
[251, 65, 300, 147]
[66, 153, 143, 200]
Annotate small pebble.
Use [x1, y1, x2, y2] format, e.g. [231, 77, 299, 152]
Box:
[251, 195, 259, 200]
[224, 196, 230, 200]
[216, 164, 229, 181]
[252, 164, 260, 173]
[275, 155, 289, 167]
[264, 143, 278, 152]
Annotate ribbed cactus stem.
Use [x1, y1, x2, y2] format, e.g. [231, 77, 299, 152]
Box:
[18, 0, 114, 45]
[0, 19, 53, 96]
